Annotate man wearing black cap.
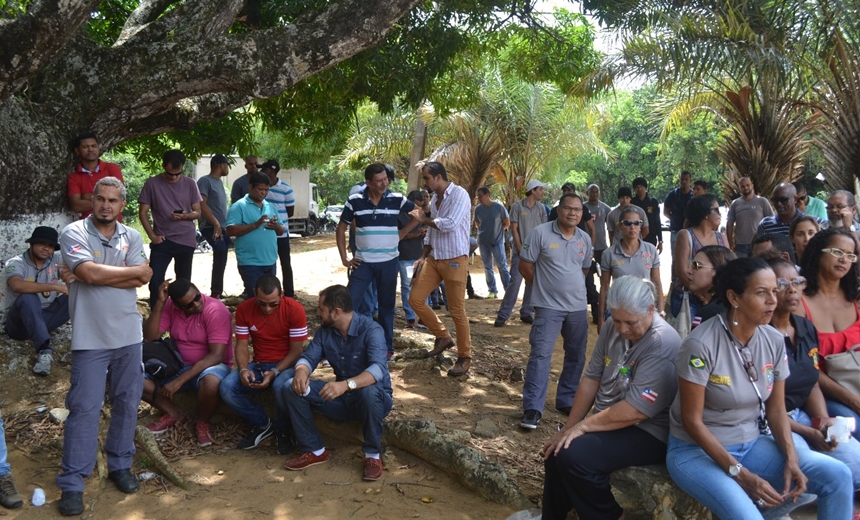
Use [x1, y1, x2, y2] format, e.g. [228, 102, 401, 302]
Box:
[3, 226, 70, 375]
[198, 154, 232, 298]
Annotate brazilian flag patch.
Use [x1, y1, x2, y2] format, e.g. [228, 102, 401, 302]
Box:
[689, 356, 706, 370]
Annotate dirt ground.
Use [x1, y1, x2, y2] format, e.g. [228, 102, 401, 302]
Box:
[0, 232, 588, 519]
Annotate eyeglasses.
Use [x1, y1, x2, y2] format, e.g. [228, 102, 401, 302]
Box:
[775, 277, 807, 293]
[257, 300, 281, 309]
[738, 346, 758, 381]
[180, 292, 202, 310]
[822, 248, 859, 263]
[771, 196, 792, 205]
[797, 195, 810, 204]
[621, 219, 642, 227]
[829, 204, 851, 211]
[690, 260, 715, 270]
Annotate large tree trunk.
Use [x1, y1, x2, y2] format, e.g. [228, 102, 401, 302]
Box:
[0, 0, 421, 218]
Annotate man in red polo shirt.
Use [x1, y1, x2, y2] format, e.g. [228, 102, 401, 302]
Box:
[220, 275, 308, 454]
[66, 132, 124, 220]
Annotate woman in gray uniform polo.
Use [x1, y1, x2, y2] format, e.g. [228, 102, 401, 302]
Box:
[541, 276, 681, 519]
[666, 258, 853, 519]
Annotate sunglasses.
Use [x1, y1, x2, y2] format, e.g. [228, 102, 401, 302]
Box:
[621, 219, 643, 227]
[690, 260, 715, 271]
[797, 195, 809, 203]
[822, 248, 859, 263]
[771, 196, 792, 205]
[738, 346, 758, 381]
[180, 292, 202, 310]
[775, 277, 806, 293]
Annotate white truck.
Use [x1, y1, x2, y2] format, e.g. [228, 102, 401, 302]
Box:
[193, 156, 320, 236]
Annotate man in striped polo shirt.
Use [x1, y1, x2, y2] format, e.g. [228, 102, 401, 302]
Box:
[336, 163, 415, 357]
[262, 160, 297, 297]
[754, 182, 824, 239]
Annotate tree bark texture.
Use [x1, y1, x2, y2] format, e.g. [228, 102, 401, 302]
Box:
[0, 0, 421, 217]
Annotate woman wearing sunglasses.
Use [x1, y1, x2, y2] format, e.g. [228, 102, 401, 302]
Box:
[798, 228, 860, 441]
[671, 194, 726, 320]
[666, 258, 853, 519]
[597, 207, 663, 328]
[767, 257, 860, 496]
[788, 216, 820, 264]
[687, 245, 736, 328]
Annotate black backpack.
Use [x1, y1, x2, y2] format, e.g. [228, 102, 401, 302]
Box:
[142, 338, 184, 380]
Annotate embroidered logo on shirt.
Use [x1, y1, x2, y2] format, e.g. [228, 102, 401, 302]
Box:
[549, 243, 560, 249]
[641, 388, 658, 403]
[709, 374, 731, 386]
[692, 316, 702, 328]
[522, 244, 530, 252]
[604, 356, 611, 367]
[763, 363, 775, 392]
[689, 356, 706, 369]
[250, 325, 259, 331]
[67, 244, 82, 255]
[5, 265, 15, 272]
[808, 347, 820, 370]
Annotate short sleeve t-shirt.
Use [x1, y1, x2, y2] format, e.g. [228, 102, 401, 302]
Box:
[510, 198, 548, 251]
[4, 250, 63, 310]
[159, 295, 234, 367]
[584, 200, 612, 251]
[139, 174, 202, 248]
[727, 196, 773, 245]
[67, 161, 124, 219]
[599, 239, 659, 281]
[197, 175, 228, 230]
[60, 218, 147, 350]
[341, 190, 415, 263]
[669, 315, 789, 445]
[632, 195, 662, 246]
[234, 296, 309, 363]
[606, 205, 648, 243]
[783, 316, 820, 412]
[520, 221, 592, 312]
[398, 212, 424, 261]
[474, 201, 509, 246]
[584, 316, 681, 442]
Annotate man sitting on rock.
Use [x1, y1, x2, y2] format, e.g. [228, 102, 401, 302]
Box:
[3, 226, 70, 376]
[284, 284, 392, 481]
[220, 275, 308, 454]
[142, 279, 233, 447]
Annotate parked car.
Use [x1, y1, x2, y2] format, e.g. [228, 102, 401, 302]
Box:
[323, 205, 344, 222]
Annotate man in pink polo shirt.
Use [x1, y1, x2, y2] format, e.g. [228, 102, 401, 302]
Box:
[140, 278, 233, 447]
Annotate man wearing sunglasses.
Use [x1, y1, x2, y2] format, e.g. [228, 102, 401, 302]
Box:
[138, 149, 203, 308]
[793, 180, 827, 221]
[754, 183, 824, 239]
[141, 279, 233, 447]
[221, 275, 308, 453]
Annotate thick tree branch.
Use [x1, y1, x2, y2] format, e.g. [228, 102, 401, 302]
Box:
[118, 0, 245, 46]
[0, 0, 100, 101]
[115, 0, 179, 45]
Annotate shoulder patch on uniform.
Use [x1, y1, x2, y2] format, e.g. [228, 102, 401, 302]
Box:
[522, 244, 529, 252]
[689, 356, 706, 370]
[5, 264, 15, 272]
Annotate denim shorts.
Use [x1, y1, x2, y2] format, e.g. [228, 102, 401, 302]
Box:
[145, 362, 231, 392]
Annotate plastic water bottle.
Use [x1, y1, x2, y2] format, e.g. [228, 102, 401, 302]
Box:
[617, 367, 631, 393]
[31, 488, 46, 506]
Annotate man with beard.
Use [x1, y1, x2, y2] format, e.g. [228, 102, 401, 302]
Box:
[726, 176, 773, 257]
[56, 177, 152, 516]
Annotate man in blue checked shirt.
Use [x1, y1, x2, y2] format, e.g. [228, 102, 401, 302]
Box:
[336, 163, 415, 357]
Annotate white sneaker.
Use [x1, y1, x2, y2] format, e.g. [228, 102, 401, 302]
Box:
[33, 350, 53, 376]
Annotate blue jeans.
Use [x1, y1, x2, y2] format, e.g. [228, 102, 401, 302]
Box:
[825, 398, 860, 442]
[237, 264, 276, 298]
[398, 260, 417, 321]
[348, 258, 398, 353]
[523, 308, 588, 412]
[4, 293, 69, 350]
[200, 227, 230, 298]
[496, 249, 534, 321]
[735, 243, 752, 258]
[284, 379, 393, 454]
[148, 239, 195, 308]
[219, 364, 296, 432]
[666, 434, 853, 520]
[790, 408, 860, 490]
[0, 414, 9, 477]
[57, 344, 144, 492]
[478, 242, 510, 294]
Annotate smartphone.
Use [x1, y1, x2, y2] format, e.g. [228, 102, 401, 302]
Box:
[250, 366, 265, 383]
[173, 209, 183, 214]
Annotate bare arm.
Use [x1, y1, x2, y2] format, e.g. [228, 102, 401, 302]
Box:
[511, 222, 522, 252]
[198, 194, 220, 229]
[336, 220, 360, 268]
[818, 370, 860, 415]
[73, 260, 151, 288]
[641, 224, 649, 239]
[138, 202, 161, 244]
[519, 259, 535, 285]
[586, 219, 596, 245]
[650, 267, 665, 312]
[226, 215, 266, 238]
[142, 282, 169, 341]
[726, 221, 736, 250]
[597, 270, 611, 329]
[67, 193, 92, 213]
[502, 217, 510, 230]
[674, 230, 692, 285]
[7, 277, 67, 296]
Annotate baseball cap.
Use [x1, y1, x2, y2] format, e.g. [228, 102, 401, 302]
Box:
[526, 179, 547, 192]
[210, 154, 230, 166]
[260, 159, 280, 172]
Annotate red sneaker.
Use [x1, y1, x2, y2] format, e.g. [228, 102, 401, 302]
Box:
[196, 422, 214, 447]
[284, 451, 329, 471]
[363, 458, 383, 481]
[147, 414, 186, 434]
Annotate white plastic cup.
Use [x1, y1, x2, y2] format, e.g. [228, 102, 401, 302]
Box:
[827, 416, 856, 444]
[406, 265, 414, 278]
[31, 488, 46, 506]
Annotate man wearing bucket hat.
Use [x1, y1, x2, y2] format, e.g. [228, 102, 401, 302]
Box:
[3, 226, 70, 376]
[494, 179, 548, 327]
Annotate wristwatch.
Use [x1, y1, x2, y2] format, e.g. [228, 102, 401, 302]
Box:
[271, 367, 280, 377]
[728, 462, 743, 478]
[347, 379, 357, 392]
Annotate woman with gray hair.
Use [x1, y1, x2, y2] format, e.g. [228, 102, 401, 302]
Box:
[541, 276, 682, 519]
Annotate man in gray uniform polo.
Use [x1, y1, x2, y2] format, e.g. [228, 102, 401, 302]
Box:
[494, 179, 548, 327]
[519, 192, 592, 429]
[55, 177, 152, 517]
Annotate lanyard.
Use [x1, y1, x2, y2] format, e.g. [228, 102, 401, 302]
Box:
[717, 315, 771, 435]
